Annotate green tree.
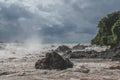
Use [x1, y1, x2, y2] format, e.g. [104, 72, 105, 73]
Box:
[91, 11, 120, 47]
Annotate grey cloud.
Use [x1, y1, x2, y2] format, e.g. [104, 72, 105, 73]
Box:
[0, 2, 34, 21]
[0, 0, 120, 43]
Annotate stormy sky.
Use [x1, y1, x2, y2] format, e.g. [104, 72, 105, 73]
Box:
[0, 0, 120, 43]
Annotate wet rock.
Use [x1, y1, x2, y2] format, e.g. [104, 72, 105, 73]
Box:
[53, 45, 120, 61]
[110, 46, 120, 61]
[35, 51, 73, 70]
[62, 50, 72, 59]
[51, 45, 55, 47]
[110, 45, 120, 51]
[17, 72, 26, 76]
[67, 48, 119, 60]
[112, 53, 120, 61]
[0, 72, 10, 76]
[55, 45, 71, 53]
[0, 71, 16, 76]
[72, 44, 87, 50]
[109, 64, 120, 69]
[8, 57, 17, 62]
[74, 66, 90, 73]
[69, 50, 99, 58]
[70, 51, 86, 58]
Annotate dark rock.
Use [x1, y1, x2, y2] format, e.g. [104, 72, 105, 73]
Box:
[110, 45, 120, 61]
[72, 44, 87, 50]
[68, 50, 114, 59]
[69, 50, 99, 58]
[55, 45, 71, 53]
[35, 52, 73, 70]
[0, 71, 16, 76]
[111, 45, 120, 52]
[109, 64, 120, 69]
[112, 53, 120, 61]
[62, 50, 72, 59]
[17, 72, 26, 76]
[51, 45, 55, 47]
[54, 45, 120, 61]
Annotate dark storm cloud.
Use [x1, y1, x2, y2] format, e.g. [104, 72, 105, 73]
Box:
[0, 0, 120, 43]
[0, 4, 32, 21]
[0, 2, 35, 42]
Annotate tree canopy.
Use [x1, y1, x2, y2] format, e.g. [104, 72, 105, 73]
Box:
[91, 11, 120, 47]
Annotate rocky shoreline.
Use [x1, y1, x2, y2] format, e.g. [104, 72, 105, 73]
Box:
[54, 44, 120, 61]
[0, 43, 120, 80]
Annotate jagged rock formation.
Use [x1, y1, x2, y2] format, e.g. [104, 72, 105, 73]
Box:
[66, 45, 120, 61]
[69, 50, 115, 59]
[35, 51, 73, 70]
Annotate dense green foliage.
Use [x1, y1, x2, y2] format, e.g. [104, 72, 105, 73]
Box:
[91, 11, 120, 46]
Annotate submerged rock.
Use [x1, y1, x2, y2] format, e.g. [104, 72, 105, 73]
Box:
[35, 51, 73, 70]
[55, 45, 71, 53]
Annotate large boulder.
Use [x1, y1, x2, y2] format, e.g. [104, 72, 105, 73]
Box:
[35, 52, 73, 70]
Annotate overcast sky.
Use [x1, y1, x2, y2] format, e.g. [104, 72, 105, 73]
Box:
[0, 0, 120, 43]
